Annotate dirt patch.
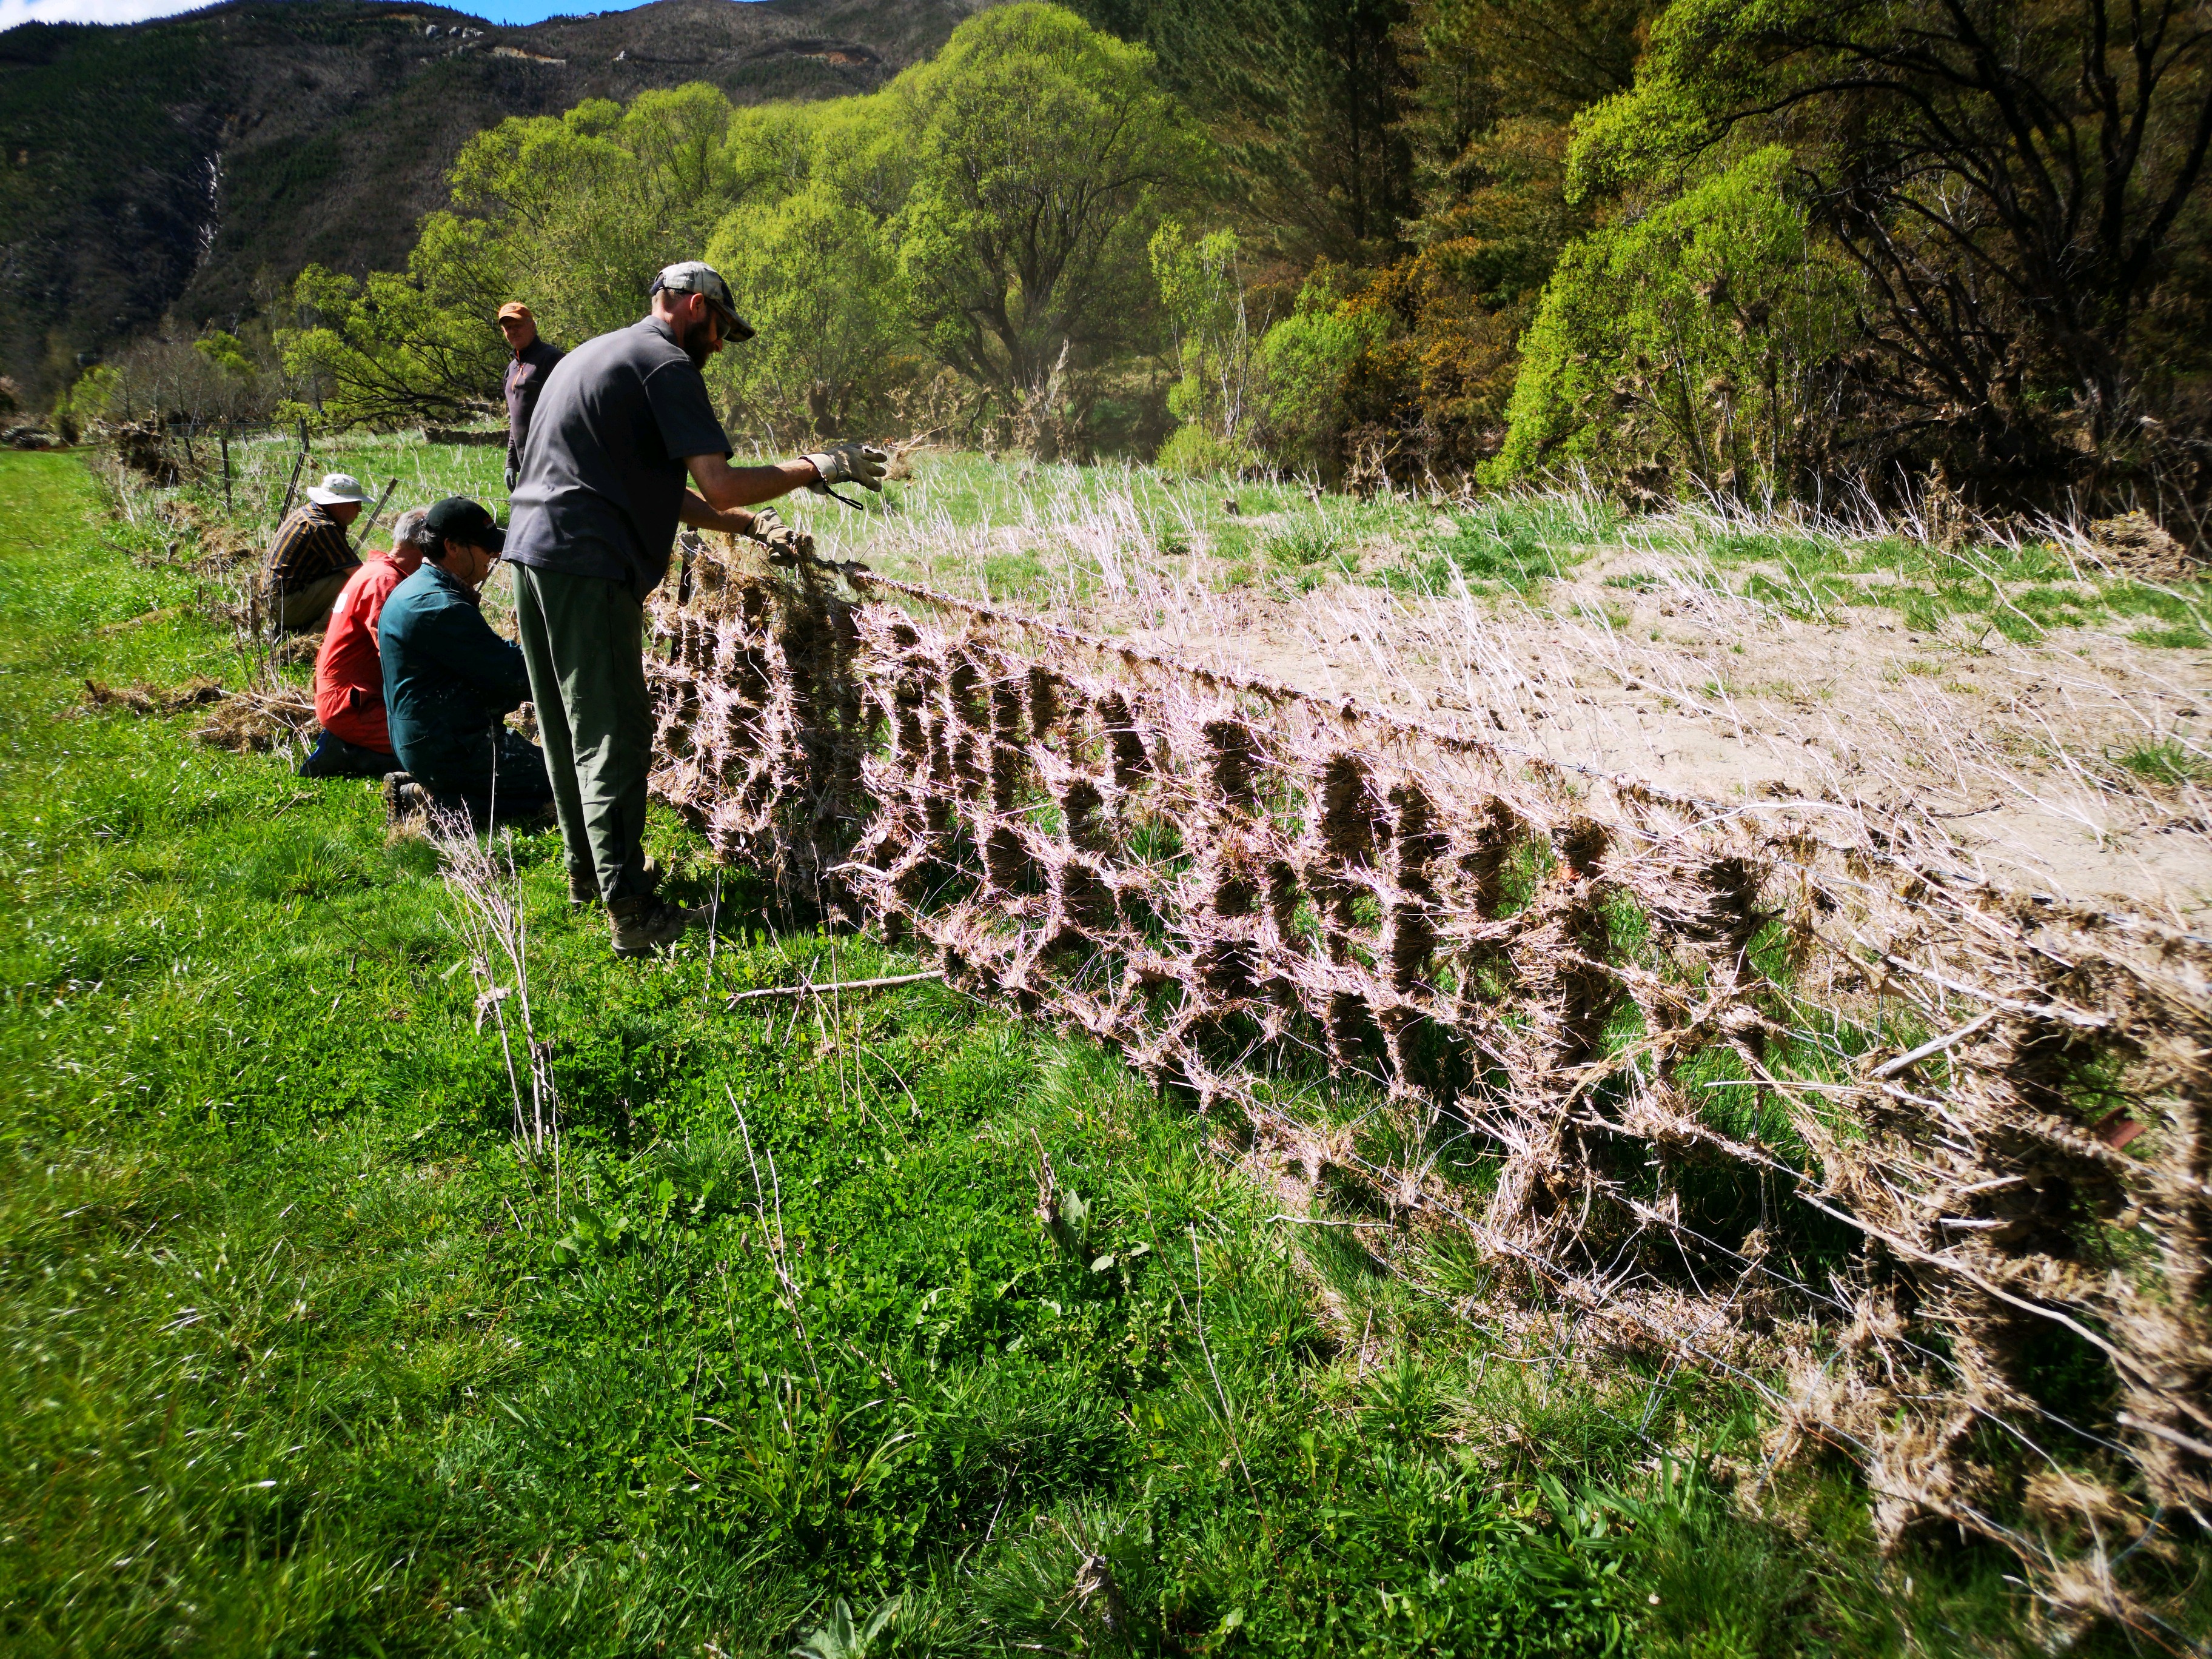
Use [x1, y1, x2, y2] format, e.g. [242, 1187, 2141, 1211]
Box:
[1028, 555, 2212, 922]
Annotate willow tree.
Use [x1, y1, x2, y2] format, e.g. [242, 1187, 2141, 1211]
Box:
[446, 87, 743, 347]
[886, 3, 1202, 423]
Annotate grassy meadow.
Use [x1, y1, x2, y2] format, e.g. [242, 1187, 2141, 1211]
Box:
[0, 446, 2134, 1656]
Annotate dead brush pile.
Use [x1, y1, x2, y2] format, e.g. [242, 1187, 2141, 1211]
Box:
[649, 536, 2209, 1643]
[188, 684, 315, 752]
[160, 493, 261, 571]
[82, 676, 226, 715]
[82, 674, 314, 752]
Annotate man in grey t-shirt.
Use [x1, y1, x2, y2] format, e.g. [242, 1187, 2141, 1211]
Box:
[504, 260, 887, 956]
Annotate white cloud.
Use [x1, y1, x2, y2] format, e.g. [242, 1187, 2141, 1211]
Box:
[0, 0, 221, 27]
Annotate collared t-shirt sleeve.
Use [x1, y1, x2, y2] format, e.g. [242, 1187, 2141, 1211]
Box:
[269, 509, 360, 592]
[504, 318, 722, 598]
[643, 358, 730, 465]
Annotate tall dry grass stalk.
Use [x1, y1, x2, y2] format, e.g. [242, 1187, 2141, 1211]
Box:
[432, 810, 561, 1186]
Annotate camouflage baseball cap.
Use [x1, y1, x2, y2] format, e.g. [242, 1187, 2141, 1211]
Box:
[649, 261, 754, 341]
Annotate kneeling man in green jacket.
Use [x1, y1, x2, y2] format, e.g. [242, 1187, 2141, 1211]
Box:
[379, 496, 554, 827]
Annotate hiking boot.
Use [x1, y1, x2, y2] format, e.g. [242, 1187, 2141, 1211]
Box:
[609, 894, 706, 957]
[297, 737, 341, 780]
[569, 856, 659, 910]
[381, 771, 426, 822]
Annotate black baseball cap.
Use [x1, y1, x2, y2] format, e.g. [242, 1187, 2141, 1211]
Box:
[424, 495, 504, 554]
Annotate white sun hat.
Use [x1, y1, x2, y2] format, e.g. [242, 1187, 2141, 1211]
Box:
[305, 472, 369, 507]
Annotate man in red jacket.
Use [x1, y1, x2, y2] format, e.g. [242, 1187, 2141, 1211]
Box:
[298, 507, 430, 779]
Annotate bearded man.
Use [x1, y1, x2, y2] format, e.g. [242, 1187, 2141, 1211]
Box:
[501, 260, 887, 957]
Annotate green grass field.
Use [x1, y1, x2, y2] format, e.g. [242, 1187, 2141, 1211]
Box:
[0, 449, 2104, 1656]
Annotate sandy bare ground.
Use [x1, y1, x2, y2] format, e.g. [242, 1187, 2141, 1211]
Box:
[852, 498, 2212, 923]
[1188, 579, 2207, 922]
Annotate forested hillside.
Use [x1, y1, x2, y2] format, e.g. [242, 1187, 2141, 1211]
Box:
[0, 0, 986, 399]
[35, 0, 2212, 533]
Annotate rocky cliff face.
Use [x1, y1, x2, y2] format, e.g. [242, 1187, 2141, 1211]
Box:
[0, 0, 985, 399]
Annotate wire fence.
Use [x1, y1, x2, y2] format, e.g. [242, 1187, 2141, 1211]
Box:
[645, 534, 2210, 1649]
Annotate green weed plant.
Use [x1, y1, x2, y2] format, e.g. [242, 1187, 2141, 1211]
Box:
[1380, 495, 1620, 597]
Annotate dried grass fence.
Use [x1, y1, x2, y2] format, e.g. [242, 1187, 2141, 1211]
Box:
[649, 537, 2209, 1646]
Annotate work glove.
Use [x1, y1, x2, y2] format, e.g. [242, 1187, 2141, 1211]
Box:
[745, 505, 814, 566]
[802, 441, 890, 494]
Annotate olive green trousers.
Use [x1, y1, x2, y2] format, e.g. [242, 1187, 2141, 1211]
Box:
[512, 563, 656, 903]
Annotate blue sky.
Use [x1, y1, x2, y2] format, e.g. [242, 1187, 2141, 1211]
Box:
[1, 0, 671, 30]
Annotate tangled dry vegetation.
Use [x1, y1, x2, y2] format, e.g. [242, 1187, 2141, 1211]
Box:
[800, 470, 2212, 926]
[80, 673, 314, 752]
[648, 532, 2208, 1645]
[80, 441, 332, 752]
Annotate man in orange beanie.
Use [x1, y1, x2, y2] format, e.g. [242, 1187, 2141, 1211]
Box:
[498, 302, 564, 493]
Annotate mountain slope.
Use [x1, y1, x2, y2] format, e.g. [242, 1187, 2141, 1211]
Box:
[0, 0, 985, 401]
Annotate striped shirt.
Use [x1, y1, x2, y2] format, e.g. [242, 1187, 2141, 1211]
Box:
[268, 504, 360, 595]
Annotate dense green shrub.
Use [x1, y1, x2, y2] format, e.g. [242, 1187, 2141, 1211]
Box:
[1330, 245, 1530, 481]
[1151, 221, 1260, 462]
[55, 363, 118, 429]
[1494, 146, 1860, 501]
[1215, 117, 1585, 488]
[1252, 276, 1386, 481]
[1155, 421, 1252, 477]
[1563, 0, 2212, 522]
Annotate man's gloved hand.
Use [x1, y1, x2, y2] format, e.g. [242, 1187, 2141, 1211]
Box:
[802, 441, 890, 494]
[744, 505, 814, 566]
